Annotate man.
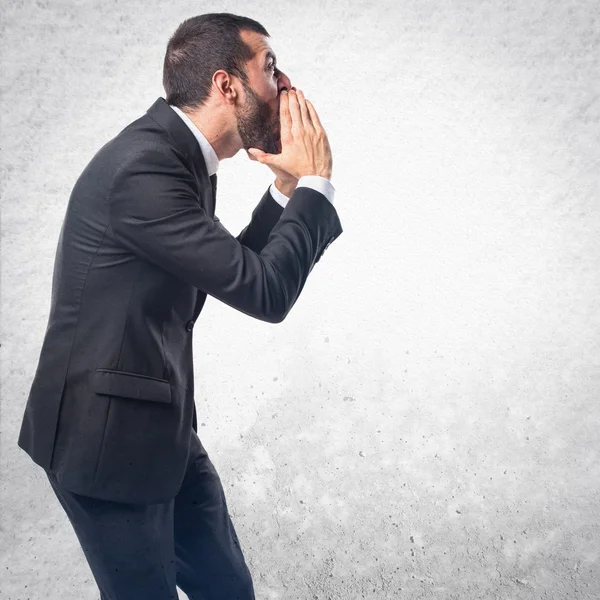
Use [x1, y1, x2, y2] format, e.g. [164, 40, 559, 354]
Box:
[17, 13, 342, 600]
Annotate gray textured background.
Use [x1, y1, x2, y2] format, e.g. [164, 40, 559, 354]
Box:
[1, 1, 599, 598]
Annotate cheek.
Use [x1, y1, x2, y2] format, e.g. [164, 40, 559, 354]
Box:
[265, 75, 279, 97]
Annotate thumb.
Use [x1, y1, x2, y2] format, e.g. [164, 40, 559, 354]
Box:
[248, 148, 277, 165]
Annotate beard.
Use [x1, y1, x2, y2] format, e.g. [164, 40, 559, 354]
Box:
[236, 82, 280, 155]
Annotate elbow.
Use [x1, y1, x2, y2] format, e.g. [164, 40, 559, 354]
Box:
[264, 293, 293, 324]
[264, 306, 288, 324]
[262, 268, 291, 324]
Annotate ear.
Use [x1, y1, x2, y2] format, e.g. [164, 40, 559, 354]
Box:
[212, 70, 239, 105]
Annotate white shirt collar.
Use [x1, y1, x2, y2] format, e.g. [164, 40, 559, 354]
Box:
[169, 105, 219, 176]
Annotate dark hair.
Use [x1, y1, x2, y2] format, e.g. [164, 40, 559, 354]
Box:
[163, 13, 269, 109]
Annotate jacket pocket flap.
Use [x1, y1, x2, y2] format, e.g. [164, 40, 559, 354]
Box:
[93, 369, 171, 404]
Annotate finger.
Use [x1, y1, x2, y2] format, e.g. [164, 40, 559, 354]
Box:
[247, 148, 280, 167]
[295, 89, 312, 129]
[305, 99, 323, 131]
[279, 91, 292, 135]
[245, 149, 258, 162]
[286, 89, 304, 129]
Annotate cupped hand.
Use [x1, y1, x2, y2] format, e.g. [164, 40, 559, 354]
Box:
[248, 89, 332, 181]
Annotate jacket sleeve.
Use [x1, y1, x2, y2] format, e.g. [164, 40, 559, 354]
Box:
[214, 187, 284, 254]
[234, 187, 285, 253]
[108, 149, 342, 324]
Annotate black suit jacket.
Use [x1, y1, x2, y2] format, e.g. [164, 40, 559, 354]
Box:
[18, 97, 342, 504]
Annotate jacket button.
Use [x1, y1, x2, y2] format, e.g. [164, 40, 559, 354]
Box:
[185, 320, 195, 332]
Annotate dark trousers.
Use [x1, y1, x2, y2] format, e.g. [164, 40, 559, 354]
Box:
[46, 432, 255, 600]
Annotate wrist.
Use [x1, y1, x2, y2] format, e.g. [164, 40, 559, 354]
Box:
[275, 176, 297, 197]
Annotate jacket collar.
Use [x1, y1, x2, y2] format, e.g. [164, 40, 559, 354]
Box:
[145, 98, 215, 216]
[146, 97, 210, 182]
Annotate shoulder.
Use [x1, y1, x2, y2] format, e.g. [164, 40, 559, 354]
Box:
[89, 112, 187, 176]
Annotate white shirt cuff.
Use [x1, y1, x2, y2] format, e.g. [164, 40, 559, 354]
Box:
[297, 176, 335, 205]
[269, 177, 336, 208]
[269, 182, 290, 208]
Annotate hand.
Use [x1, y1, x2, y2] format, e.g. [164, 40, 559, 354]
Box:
[248, 89, 333, 180]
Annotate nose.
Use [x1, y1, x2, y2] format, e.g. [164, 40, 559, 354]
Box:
[277, 70, 292, 93]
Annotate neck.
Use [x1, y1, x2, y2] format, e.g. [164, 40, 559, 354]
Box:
[181, 103, 241, 160]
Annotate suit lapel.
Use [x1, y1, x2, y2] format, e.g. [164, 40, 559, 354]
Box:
[210, 174, 217, 200]
[145, 98, 215, 218]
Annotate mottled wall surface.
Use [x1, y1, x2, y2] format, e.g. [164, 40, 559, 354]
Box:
[1, 1, 599, 598]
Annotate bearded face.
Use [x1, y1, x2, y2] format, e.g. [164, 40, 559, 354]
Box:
[236, 81, 280, 155]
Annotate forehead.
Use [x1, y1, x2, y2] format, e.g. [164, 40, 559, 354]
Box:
[240, 29, 274, 63]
